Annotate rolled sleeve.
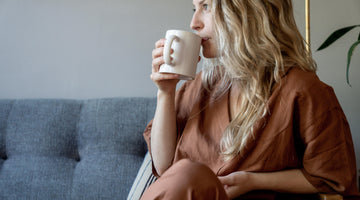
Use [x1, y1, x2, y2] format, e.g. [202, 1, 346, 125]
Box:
[297, 88, 358, 195]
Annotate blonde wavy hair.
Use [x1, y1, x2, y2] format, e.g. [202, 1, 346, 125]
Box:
[201, 0, 317, 161]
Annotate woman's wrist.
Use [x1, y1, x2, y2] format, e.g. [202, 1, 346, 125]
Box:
[246, 171, 280, 192]
[245, 172, 261, 191]
[157, 89, 176, 100]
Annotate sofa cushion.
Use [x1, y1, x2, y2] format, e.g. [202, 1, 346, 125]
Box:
[72, 98, 155, 199]
[0, 98, 156, 200]
[0, 99, 81, 200]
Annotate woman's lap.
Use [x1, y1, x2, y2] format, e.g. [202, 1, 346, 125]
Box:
[140, 159, 229, 200]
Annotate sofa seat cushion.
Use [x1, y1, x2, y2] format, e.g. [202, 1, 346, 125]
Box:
[0, 98, 156, 200]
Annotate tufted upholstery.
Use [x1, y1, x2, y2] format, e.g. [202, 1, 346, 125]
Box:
[0, 98, 156, 200]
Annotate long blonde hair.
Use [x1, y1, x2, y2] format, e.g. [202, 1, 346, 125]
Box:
[201, 0, 317, 160]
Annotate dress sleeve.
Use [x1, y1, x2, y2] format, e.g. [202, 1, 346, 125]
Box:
[143, 119, 153, 157]
[296, 85, 358, 196]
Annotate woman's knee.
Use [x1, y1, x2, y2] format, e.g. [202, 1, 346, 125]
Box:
[163, 159, 228, 199]
[164, 159, 217, 184]
[142, 159, 228, 200]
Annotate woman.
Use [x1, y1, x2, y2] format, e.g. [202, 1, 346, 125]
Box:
[142, 0, 359, 199]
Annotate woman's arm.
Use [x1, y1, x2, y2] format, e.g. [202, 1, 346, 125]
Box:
[218, 169, 318, 199]
[149, 39, 179, 176]
[150, 89, 178, 176]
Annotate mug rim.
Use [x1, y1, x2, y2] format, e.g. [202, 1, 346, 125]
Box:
[166, 29, 200, 38]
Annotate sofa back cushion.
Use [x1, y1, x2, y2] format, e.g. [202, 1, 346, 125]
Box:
[0, 98, 155, 200]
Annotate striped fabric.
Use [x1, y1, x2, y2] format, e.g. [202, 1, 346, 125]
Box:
[127, 152, 157, 200]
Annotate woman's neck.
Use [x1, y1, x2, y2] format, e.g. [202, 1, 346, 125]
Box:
[229, 83, 242, 122]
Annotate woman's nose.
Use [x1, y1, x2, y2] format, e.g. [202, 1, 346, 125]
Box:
[190, 12, 203, 31]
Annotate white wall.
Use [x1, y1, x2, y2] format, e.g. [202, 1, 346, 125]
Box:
[0, 0, 194, 98]
[0, 0, 359, 175]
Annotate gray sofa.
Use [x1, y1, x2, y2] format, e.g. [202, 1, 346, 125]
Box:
[0, 97, 156, 200]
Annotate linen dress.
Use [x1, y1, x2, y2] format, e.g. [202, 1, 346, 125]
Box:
[143, 67, 359, 199]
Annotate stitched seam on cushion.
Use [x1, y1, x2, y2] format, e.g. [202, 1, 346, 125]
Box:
[1, 100, 15, 162]
[3, 100, 15, 160]
[69, 100, 83, 200]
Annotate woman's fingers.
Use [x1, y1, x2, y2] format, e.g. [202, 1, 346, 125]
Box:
[150, 38, 180, 92]
[218, 175, 234, 186]
[152, 47, 164, 59]
[150, 72, 179, 82]
[155, 38, 166, 48]
[152, 57, 165, 73]
[152, 39, 167, 73]
[152, 47, 174, 60]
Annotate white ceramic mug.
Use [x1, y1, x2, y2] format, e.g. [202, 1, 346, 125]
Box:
[159, 30, 201, 80]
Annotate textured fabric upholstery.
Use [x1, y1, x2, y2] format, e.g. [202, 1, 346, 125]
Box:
[0, 98, 156, 200]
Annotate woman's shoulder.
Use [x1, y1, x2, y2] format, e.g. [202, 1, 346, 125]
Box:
[279, 67, 342, 116]
[281, 67, 332, 95]
[274, 67, 348, 136]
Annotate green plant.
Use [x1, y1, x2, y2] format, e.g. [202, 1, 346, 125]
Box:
[317, 25, 360, 86]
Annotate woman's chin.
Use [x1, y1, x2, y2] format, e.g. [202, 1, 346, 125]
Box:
[202, 51, 217, 59]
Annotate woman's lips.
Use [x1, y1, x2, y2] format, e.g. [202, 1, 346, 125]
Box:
[201, 37, 210, 44]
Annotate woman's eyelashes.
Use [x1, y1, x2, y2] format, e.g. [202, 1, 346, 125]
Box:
[192, 3, 210, 12]
[203, 3, 209, 11]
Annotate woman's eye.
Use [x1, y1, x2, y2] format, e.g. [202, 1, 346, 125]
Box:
[193, 3, 209, 12]
[203, 4, 209, 11]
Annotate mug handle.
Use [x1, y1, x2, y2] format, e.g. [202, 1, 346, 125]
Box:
[163, 35, 178, 65]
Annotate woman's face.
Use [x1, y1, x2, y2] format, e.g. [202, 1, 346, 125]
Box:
[191, 0, 217, 58]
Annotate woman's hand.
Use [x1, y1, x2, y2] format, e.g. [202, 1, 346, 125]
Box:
[218, 169, 318, 199]
[151, 39, 180, 94]
[149, 39, 180, 176]
[218, 171, 254, 199]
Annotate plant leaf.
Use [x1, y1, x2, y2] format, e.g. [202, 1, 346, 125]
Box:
[346, 39, 360, 86]
[358, 31, 360, 41]
[317, 25, 360, 51]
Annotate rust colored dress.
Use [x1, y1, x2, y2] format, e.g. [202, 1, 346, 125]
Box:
[143, 67, 359, 199]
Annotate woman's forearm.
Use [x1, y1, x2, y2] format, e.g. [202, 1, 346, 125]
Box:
[219, 169, 318, 199]
[150, 90, 178, 176]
